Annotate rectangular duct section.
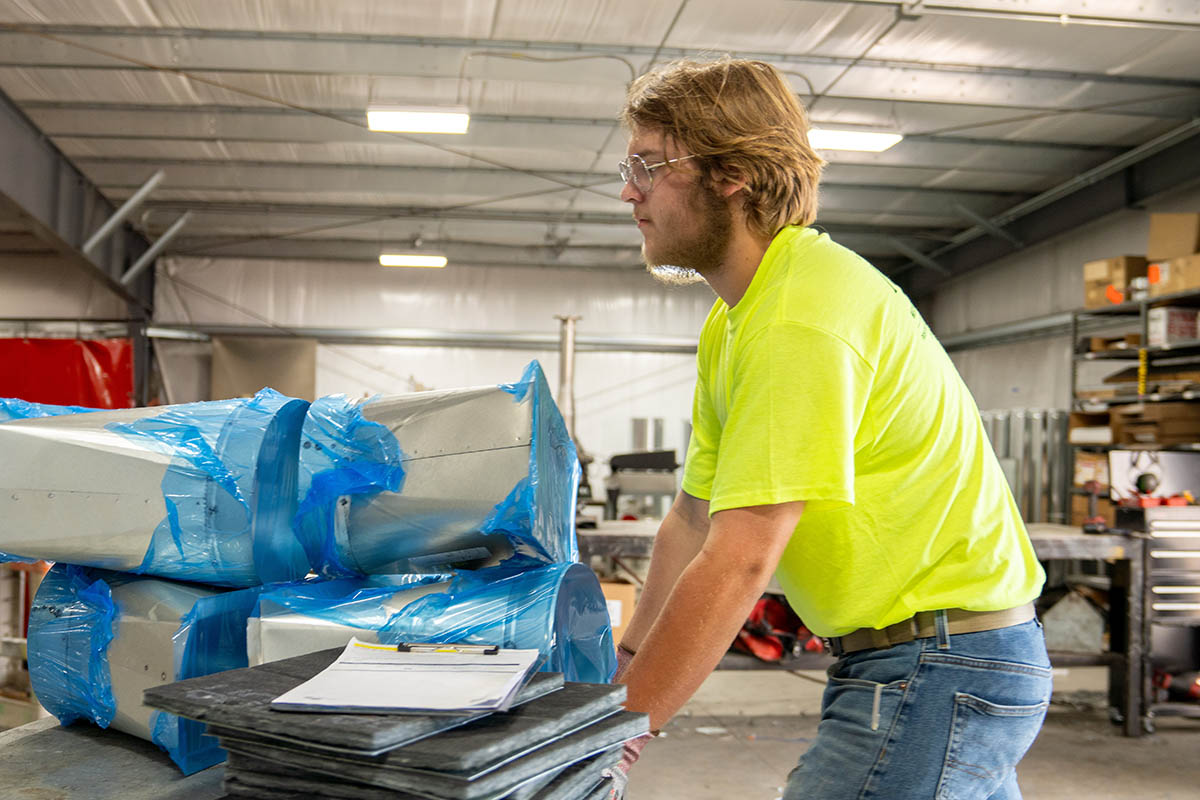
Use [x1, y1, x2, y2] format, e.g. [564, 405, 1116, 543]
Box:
[981, 409, 1071, 524]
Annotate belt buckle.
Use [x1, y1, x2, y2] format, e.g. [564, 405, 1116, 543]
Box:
[822, 637, 844, 657]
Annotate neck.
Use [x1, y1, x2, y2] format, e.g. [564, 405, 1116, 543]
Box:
[705, 225, 774, 307]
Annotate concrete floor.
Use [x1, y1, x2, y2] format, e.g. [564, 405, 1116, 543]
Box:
[626, 667, 1200, 799]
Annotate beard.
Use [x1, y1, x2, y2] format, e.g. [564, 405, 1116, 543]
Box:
[643, 180, 733, 287]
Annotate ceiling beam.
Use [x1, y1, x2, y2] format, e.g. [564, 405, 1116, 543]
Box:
[3, 24, 1197, 90]
[146, 322, 703, 354]
[140, 199, 958, 241]
[169, 235, 644, 268]
[78, 158, 1031, 217]
[13, 102, 1134, 153]
[0, 87, 148, 309]
[163, 234, 911, 278]
[835, 0, 1200, 32]
[905, 120, 1200, 298]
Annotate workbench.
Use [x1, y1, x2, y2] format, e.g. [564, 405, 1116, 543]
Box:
[579, 520, 1152, 736]
[0, 716, 224, 799]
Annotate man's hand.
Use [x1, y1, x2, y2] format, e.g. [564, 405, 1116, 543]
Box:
[614, 643, 635, 682]
[608, 644, 650, 797]
[606, 732, 653, 799]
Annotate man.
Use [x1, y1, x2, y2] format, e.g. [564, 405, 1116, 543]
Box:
[610, 57, 1051, 800]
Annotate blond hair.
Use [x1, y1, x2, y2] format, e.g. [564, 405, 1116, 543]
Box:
[620, 57, 825, 237]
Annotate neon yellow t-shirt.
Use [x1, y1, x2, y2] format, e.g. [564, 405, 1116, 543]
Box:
[681, 226, 1045, 637]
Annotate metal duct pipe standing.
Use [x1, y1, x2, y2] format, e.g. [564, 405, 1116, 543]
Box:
[555, 315, 581, 447]
[556, 316, 593, 508]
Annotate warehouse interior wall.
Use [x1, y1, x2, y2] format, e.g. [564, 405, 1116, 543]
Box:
[925, 182, 1200, 411]
[0, 258, 126, 319]
[153, 256, 711, 495]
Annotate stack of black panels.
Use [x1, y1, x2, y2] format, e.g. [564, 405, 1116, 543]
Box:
[144, 648, 646, 800]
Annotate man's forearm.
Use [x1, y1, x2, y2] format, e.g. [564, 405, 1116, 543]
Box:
[618, 501, 803, 732]
[620, 545, 776, 731]
[617, 495, 708, 652]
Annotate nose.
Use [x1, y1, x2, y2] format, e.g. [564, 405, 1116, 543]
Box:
[620, 178, 643, 204]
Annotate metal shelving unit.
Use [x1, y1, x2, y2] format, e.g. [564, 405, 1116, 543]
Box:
[1071, 287, 1200, 412]
[1141, 507, 1200, 731]
[1069, 295, 1200, 730]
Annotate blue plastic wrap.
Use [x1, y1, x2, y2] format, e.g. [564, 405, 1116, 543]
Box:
[253, 563, 615, 683]
[0, 397, 100, 422]
[27, 564, 117, 729]
[494, 360, 581, 565]
[105, 388, 312, 586]
[28, 564, 263, 775]
[293, 395, 407, 576]
[293, 360, 578, 577]
[149, 583, 264, 774]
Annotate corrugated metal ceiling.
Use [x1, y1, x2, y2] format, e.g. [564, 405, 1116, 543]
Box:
[1, 0, 1198, 287]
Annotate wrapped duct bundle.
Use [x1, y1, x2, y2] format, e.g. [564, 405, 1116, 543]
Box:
[294, 360, 580, 577]
[248, 562, 616, 683]
[0, 389, 311, 586]
[27, 564, 262, 774]
[0, 397, 100, 422]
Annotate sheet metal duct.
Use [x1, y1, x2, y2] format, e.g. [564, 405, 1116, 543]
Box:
[295, 361, 579, 577]
[0, 390, 310, 586]
[27, 565, 261, 774]
[247, 563, 615, 683]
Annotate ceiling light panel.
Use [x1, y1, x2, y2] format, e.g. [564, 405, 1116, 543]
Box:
[379, 254, 448, 268]
[808, 128, 904, 152]
[367, 106, 470, 134]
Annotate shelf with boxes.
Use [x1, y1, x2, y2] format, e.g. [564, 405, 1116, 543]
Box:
[1072, 296, 1200, 412]
[1069, 213, 1200, 521]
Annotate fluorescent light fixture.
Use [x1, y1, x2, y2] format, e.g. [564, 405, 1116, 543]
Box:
[367, 106, 470, 134]
[808, 128, 903, 152]
[379, 253, 448, 268]
[1152, 603, 1200, 611]
[1151, 550, 1200, 559]
[1153, 585, 1200, 593]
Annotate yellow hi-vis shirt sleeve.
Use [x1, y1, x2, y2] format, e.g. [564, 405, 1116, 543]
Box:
[683, 322, 874, 514]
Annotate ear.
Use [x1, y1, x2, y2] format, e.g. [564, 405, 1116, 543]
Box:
[710, 167, 749, 198]
[718, 179, 749, 198]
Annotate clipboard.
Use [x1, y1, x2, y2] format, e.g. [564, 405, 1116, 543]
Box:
[270, 637, 541, 715]
[395, 642, 500, 655]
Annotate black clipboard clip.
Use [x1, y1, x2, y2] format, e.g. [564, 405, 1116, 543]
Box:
[395, 642, 500, 655]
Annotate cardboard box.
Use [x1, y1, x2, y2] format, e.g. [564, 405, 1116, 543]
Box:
[1148, 306, 1200, 347]
[1112, 402, 1200, 445]
[1083, 256, 1148, 308]
[1147, 213, 1200, 261]
[599, 580, 638, 652]
[1149, 255, 1200, 298]
[1070, 493, 1114, 527]
[1086, 333, 1141, 352]
[1073, 450, 1110, 489]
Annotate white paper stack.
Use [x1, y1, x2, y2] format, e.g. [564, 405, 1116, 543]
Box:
[270, 638, 540, 714]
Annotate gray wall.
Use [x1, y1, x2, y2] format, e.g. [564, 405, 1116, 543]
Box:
[923, 182, 1200, 411]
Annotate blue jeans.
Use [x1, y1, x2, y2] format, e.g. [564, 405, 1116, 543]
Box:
[784, 619, 1051, 800]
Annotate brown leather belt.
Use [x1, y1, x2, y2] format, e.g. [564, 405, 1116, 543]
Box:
[823, 603, 1036, 657]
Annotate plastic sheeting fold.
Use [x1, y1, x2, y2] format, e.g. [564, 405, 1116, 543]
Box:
[249, 562, 615, 684]
[27, 564, 263, 774]
[0, 389, 312, 585]
[0, 397, 101, 422]
[294, 360, 580, 578]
